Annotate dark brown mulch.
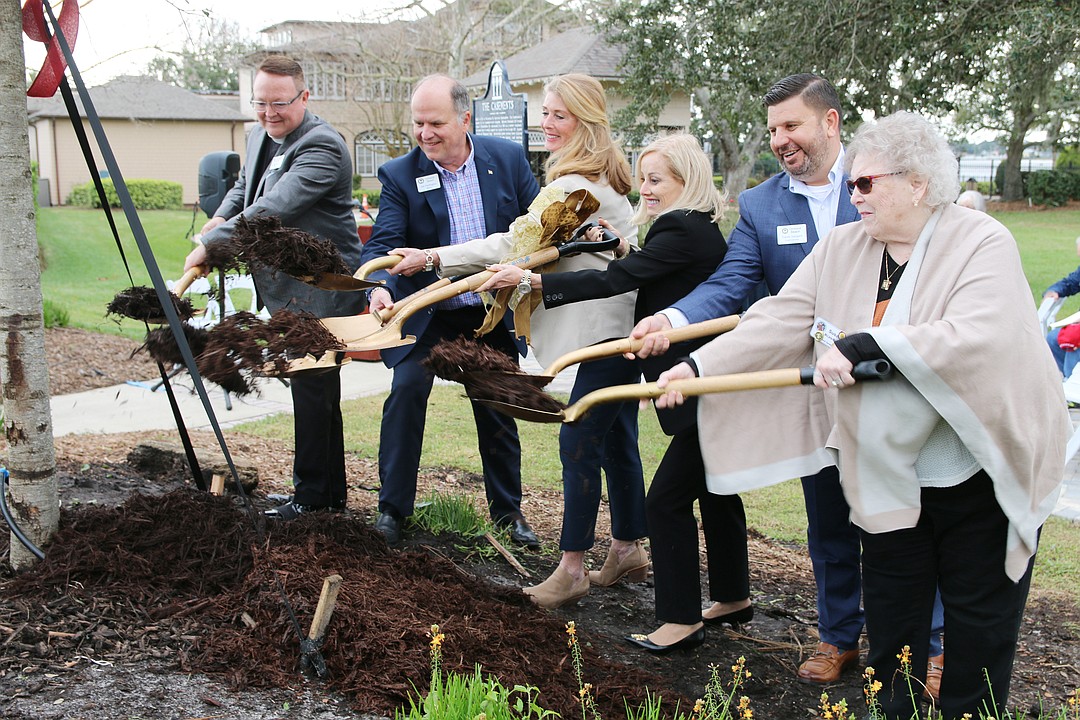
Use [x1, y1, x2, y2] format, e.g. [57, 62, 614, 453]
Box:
[213, 215, 352, 282]
[426, 338, 567, 413]
[105, 285, 195, 323]
[0, 491, 686, 719]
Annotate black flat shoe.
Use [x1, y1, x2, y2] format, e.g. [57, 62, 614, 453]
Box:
[624, 627, 705, 654]
[702, 605, 753, 627]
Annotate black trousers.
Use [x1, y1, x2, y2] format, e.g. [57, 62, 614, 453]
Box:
[645, 427, 749, 625]
[861, 471, 1034, 720]
[290, 367, 346, 508]
[378, 306, 522, 521]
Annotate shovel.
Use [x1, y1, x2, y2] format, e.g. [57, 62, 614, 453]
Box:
[463, 315, 742, 390]
[476, 359, 893, 424]
[290, 269, 384, 292]
[321, 233, 620, 353]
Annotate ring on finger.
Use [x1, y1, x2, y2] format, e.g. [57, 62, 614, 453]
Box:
[831, 379, 842, 387]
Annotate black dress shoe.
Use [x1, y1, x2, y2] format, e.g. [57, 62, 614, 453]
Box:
[625, 627, 706, 654]
[499, 516, 540, 549]
[373, 512, 402, 545]
[701, 605, 753, 627]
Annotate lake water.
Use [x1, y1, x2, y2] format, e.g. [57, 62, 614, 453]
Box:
[958, 156, 1054, 182]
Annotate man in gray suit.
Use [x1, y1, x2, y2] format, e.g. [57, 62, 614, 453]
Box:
[184, 55, 362, 520]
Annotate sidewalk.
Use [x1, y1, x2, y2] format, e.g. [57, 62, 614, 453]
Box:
[47, 358, 1080, 521]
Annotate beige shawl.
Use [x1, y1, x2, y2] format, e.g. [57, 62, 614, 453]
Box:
[693, 204, 1067, 581]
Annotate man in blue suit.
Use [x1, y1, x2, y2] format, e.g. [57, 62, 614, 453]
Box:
[361, 75, 540, 548]
[632, 74, 944, 687]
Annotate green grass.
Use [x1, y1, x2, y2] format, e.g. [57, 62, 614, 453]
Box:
[36, 207, 202, 340]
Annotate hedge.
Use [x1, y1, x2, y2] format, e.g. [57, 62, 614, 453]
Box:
[66, 178, 183, 210]
[1028, 169, 1080, 207]
[352, 187, 381, 208]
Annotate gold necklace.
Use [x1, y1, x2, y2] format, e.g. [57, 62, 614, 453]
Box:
[880, 250, 903, 290]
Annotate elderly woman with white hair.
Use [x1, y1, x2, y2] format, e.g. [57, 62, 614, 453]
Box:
[652, 112, 1067, 719]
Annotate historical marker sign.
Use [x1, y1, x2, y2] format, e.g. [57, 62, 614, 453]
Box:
[472, 60, 528, 150]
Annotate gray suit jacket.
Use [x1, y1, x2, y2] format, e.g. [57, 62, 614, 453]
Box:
[203, 111, 363, 318]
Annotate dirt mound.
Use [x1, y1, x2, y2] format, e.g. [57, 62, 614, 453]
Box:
[0, 491, 686, 719]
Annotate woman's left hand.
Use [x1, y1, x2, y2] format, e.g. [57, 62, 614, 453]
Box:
[813, 346, 855, 390]
[647, 361, 697, 409]
[477, 264, 531, 293]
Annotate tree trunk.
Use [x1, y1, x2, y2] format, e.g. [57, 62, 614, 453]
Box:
[1002, 132, 1028, 202]
[0, 0, 59, 569]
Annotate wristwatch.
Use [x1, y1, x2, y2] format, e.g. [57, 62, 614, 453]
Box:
[517, 270, 532, 296]
[423, 249, 435, 273]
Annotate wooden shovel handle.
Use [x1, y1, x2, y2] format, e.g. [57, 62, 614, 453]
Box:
[354, 255, 401, 280]
[544, 315, 741, 377]
[564, 360, 891, 422]
[172, 267, 203, 297]
[381, 245, 563, 330]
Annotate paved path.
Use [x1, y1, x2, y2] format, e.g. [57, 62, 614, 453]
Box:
[45, 356, 1079, 522]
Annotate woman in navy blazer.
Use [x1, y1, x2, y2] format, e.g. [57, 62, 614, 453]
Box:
[480, 134, 748, 652]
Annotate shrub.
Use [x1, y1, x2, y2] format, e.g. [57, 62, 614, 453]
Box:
[66, 179, 183, 210]
[352, 187, 381, 208]
[627, 190, 640, 206]
[1028, 169, 1080, 207]
[43, 299, 70, 328]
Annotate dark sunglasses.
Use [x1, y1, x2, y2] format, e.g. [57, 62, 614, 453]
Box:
[846, 172, 903, 194]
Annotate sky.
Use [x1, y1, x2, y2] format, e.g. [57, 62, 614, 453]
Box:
[22, 0, 407, 85]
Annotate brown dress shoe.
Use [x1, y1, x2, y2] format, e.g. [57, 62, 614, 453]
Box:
[588, 540, 649, 587]
[523, 566, 589, 609]
[797, 642, 860, 684]
[923, 653, 944, 702]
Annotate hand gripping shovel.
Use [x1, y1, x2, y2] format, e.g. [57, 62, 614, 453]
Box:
[320, 233, 620, 353]
[462, 315, 741, 391]
[477, 359, 893, 424]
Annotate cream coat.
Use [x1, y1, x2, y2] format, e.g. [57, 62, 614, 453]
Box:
[437, 174, 638, 366]
[691, 203, 1067, 581]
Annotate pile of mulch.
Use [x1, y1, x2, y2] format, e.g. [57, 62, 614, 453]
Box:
[0, 491, 687, 719]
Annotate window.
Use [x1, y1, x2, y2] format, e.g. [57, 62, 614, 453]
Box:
[308, 62, 347, 100]
[355, 132, 393, 176]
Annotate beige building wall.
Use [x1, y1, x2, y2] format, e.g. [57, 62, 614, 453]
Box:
[38, 119, 249, 207]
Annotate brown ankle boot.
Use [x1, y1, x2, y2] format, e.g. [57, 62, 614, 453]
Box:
[588, 540, 649, 587]
[523, 566, 589, 609]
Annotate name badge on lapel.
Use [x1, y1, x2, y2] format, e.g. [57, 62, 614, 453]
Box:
[416, 174, 441, 193]
[268, 155, 284, 172]
[777, 224, 808, 245]
[811, 317, 845, 348]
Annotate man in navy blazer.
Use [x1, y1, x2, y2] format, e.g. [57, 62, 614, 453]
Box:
[632, 74, 944, 686]
[361, 75, 539, 547]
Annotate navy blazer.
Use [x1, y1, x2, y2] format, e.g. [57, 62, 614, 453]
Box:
[672, 170, 860, 324]
[361, 135, 538, 367]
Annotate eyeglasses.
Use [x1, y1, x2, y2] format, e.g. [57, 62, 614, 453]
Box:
[846, 172, 903, 194]
[250, 89, 305, 113]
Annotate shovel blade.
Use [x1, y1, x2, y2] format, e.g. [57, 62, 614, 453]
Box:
[292, 273, 384, 291]
[343, 330, 416, 353]
[321, 314, 384, 344]
[474, 398, 565, 423]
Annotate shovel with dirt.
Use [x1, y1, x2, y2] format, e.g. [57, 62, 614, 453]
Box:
[321, 231, 621, 353]
[473, 359, 893, 424]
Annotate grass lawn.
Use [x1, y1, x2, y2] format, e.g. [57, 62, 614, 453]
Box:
[37, 207, 202, 340]
[35, 203, 1080, 599]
